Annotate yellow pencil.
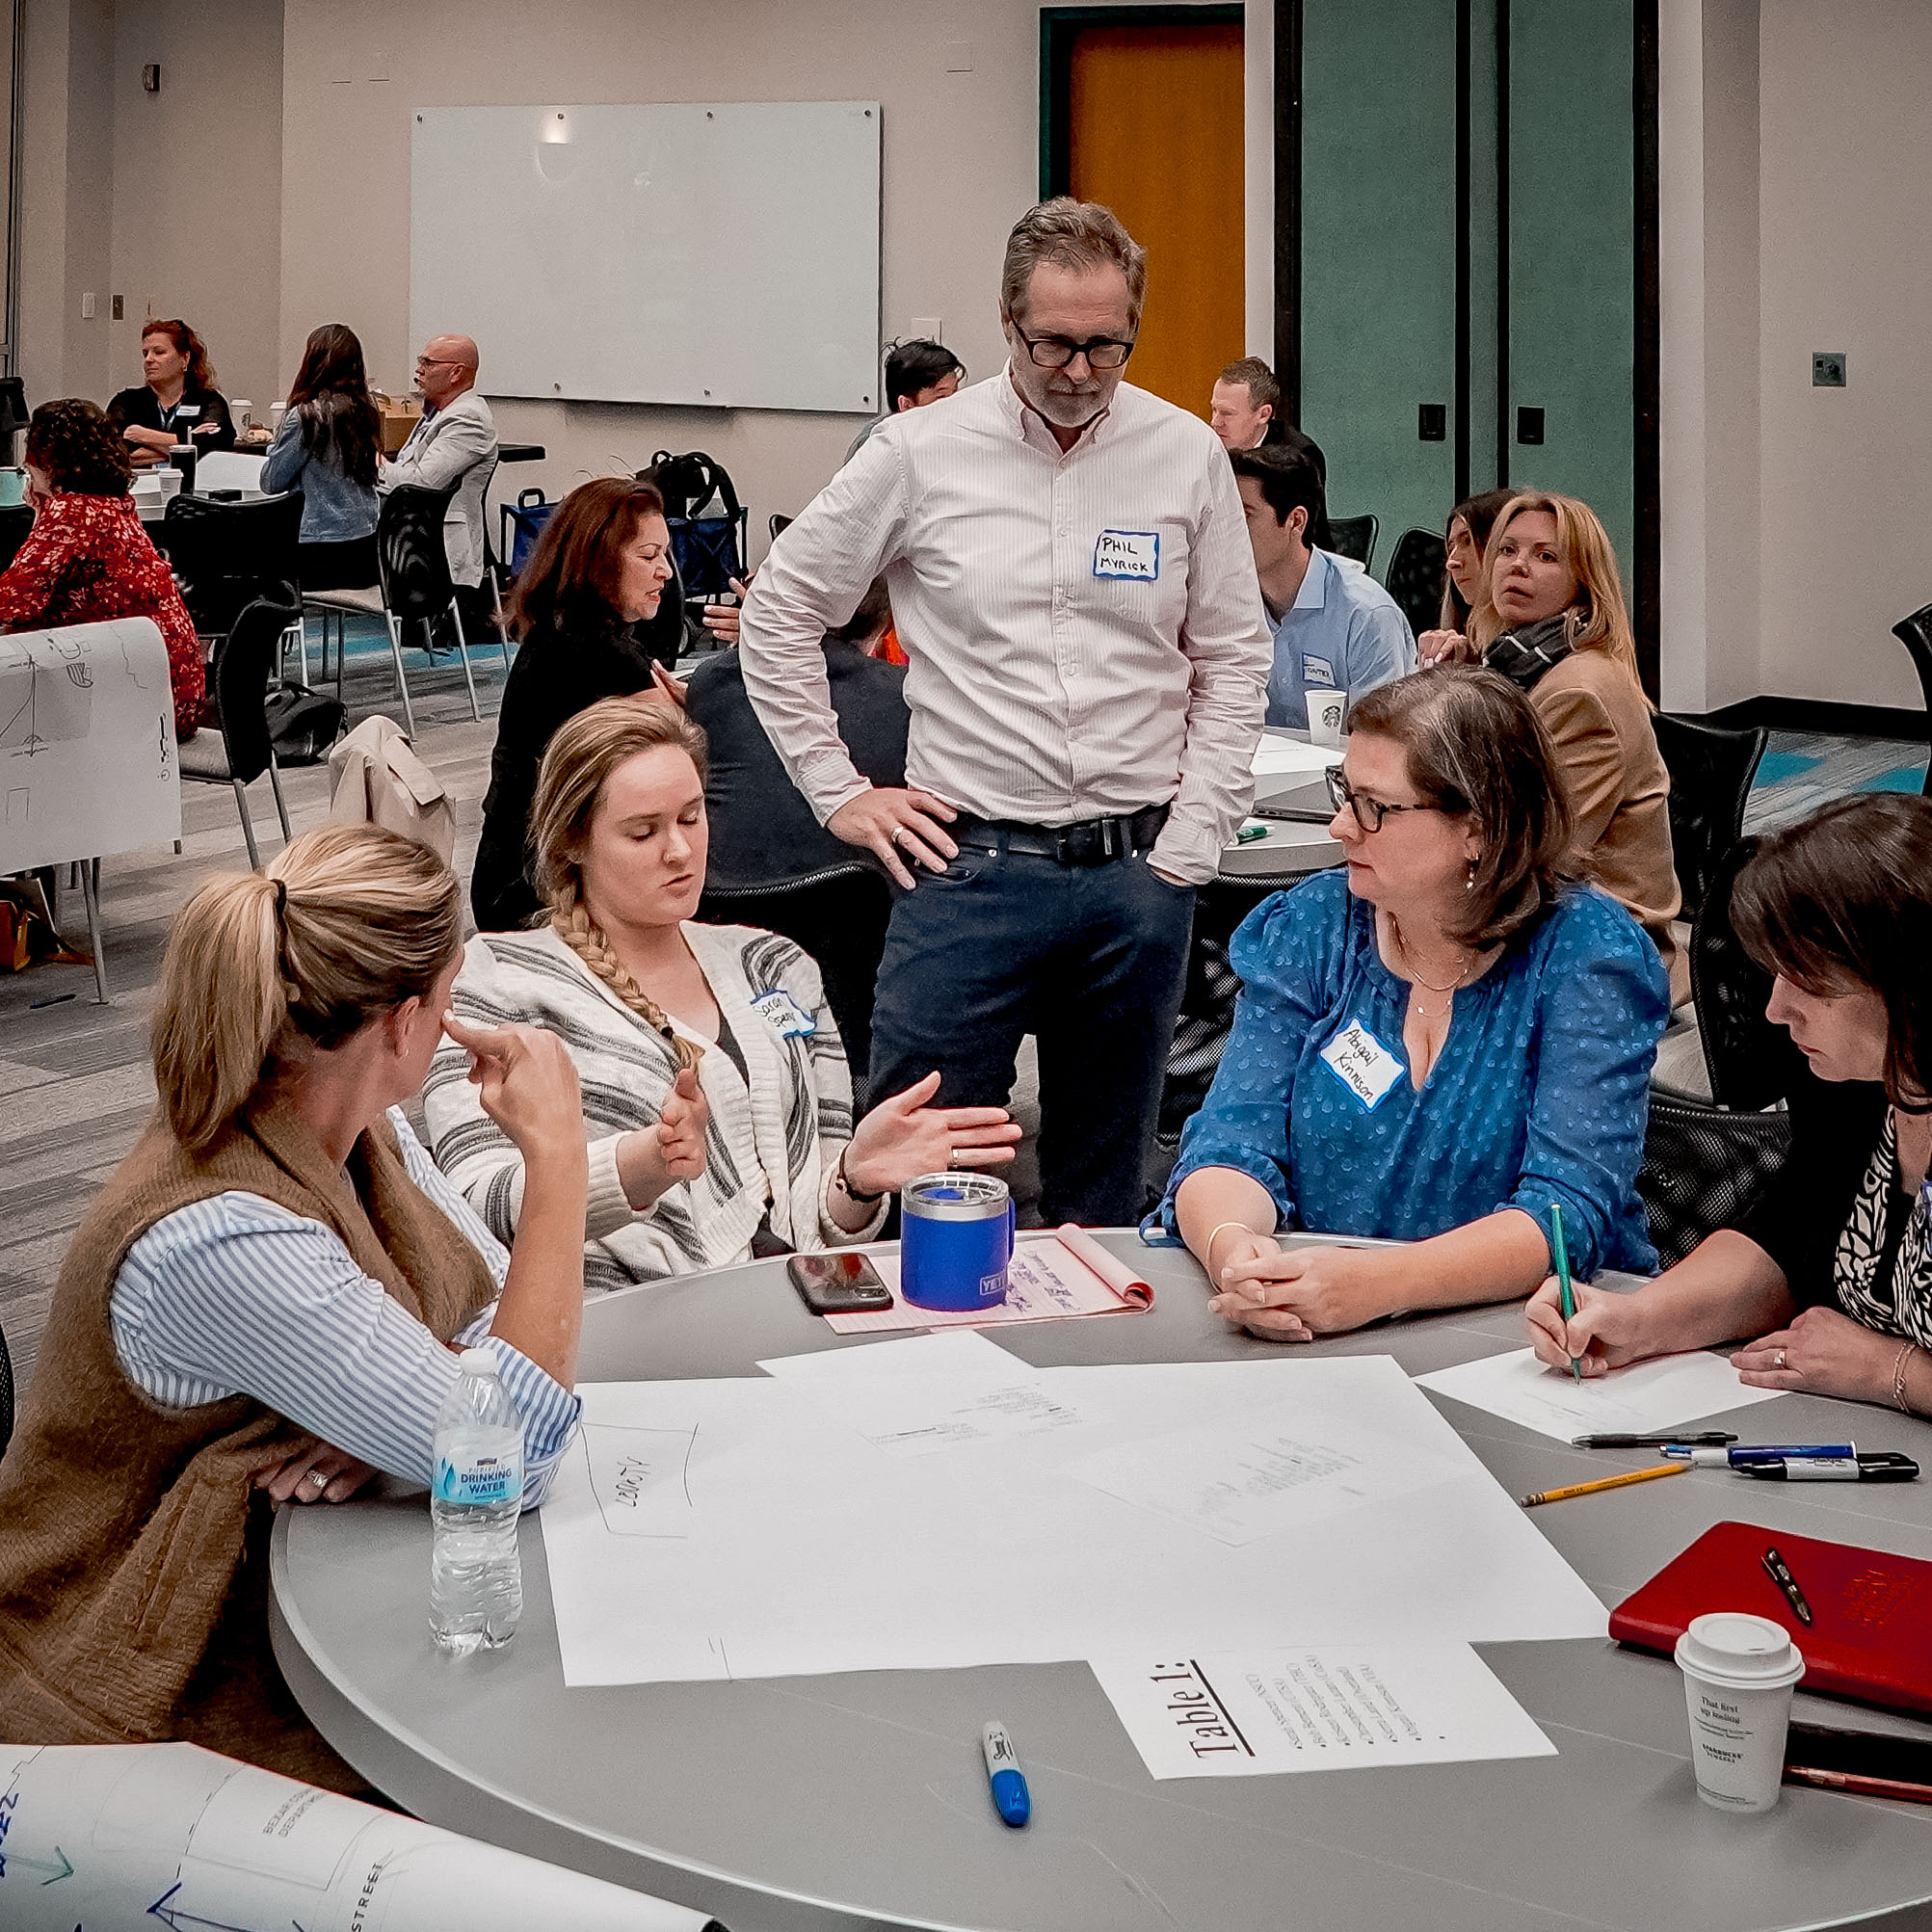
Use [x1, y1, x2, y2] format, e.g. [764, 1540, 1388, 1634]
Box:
[1520, 1462, 1688, 1508]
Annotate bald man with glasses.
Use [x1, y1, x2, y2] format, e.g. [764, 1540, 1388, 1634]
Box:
[740, 198, 1270, 1228]
[381, 332, 498, 601]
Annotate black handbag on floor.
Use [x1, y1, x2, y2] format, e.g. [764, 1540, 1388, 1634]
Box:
[263, 685, 346, 764]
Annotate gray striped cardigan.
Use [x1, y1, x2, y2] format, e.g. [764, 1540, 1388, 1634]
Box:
[424, 922, 884, 1291]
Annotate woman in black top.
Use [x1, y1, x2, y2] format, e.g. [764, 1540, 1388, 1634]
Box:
[1525, 793, 1932, 1416]
[105, 319, 235, 466]
[470, 475, 686, 931]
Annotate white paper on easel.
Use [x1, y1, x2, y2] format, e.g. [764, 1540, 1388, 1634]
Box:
[1414, 1346, 1787, 1443]
[1089, 1642, 1556, 1780]
[757, 1329, 1093, 1455]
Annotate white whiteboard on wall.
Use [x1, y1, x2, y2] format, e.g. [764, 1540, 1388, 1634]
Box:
[410, 102, 881, 414]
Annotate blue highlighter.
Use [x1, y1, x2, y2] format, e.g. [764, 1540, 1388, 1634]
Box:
[982, 1721, 1031, 1827]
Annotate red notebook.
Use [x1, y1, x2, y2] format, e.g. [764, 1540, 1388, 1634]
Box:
[1610, 1522, 1932, 1717]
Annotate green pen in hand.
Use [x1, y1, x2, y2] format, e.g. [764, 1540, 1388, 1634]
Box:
[1550, 1202, 1582, 1383]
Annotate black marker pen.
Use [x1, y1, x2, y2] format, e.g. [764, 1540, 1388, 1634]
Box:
[1735, 1452, 1919, 1482]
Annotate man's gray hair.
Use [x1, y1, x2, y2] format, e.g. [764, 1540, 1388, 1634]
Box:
[999, 198, 1148, 330]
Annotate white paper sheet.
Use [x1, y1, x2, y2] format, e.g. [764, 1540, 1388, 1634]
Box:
[1251, 736, 1344, 778]
[540, 1357, 1608, 1686]
[1062, 1395, 1449, 1546]
[757, 1330, 1092, 1456]
[1414, 1346, 1787, 1443]
[1089, 1643, 1556, 1780]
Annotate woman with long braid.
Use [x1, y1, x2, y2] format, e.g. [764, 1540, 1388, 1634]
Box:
[426, 696, 1019, 1288]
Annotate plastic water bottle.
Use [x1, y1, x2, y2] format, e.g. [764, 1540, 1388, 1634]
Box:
[429, 1349, 525, 1654]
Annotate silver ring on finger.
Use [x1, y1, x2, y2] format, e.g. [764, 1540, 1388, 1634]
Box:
[1775, 1349, 1787, 1370]
[306, 1469, 330, 1489]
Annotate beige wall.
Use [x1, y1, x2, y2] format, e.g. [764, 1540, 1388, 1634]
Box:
[1756, 0, 1931, 711]
[108, 0, 284, 412]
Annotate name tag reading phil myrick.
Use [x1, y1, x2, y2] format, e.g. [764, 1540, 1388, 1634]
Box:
[1318, 1019, 1405, 1111]
[1094, 529, 1160, 581]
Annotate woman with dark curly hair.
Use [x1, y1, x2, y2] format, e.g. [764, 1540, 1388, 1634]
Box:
[106, 320, 235, 467]
[260, 323, 382, 590]
[0, 399, 203, 738]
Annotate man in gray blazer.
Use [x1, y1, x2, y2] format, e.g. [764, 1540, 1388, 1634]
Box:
[381, 333, 498, 595]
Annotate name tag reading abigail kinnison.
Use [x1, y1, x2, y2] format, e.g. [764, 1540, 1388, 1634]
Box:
[1094, 530, 1160, 581]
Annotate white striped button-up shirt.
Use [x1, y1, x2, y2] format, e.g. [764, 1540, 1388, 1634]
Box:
[739, 369, 1272, 884]
[109, 1110, 580, 1508]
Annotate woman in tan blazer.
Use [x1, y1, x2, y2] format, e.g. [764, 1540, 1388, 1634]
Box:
[1467, 492, 1683, 1001]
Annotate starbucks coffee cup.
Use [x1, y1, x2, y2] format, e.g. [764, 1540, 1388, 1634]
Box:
[1308, 691, 1347, 748]
[1674, 1612, 1805, 1813]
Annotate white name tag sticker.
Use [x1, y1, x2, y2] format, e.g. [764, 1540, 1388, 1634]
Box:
[751, 990, 816, 1041]
[1301, 653, 1337, 687]
[1318, 1019, 1405, 1111]
[1094, 529, 1160, 581]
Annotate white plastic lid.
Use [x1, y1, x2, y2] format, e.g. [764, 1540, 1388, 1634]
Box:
[1674, 1611, 1805, 1688]
[459, 1347, 497, 1375]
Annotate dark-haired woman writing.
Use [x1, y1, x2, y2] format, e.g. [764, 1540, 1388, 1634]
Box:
[470, 475, 688, 931]
[0, 824, 587, 1785]
[106, 318, 235, 466]
[1530, 793, 1932, 1414]
[260, 322, 381, 591]
[0, 399, 203, 738]
[1162, 666, 1668, 1339]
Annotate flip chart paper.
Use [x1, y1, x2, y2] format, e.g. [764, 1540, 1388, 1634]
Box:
[1415, 1346, 1787, 1443]
[1251, 736, 1344, 778]
[1090, 1643, 1556, 1780]
[541, 1357, 1608, 1686]
[1063, 1396, 1453, 1546]
[757, 1330, 1093, 1455]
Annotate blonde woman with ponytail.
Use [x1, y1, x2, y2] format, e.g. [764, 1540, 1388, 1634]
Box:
[0, 825, 588, 1790]
[426, 694, 1019, 1288]
[1466, 491, 1683, 1000]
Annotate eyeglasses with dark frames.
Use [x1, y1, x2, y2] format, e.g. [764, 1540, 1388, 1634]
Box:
[1325, 767, 1446, 834]
[1011, 328, 1135, 371]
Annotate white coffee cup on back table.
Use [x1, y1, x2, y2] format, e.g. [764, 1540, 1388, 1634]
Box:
[1307, 691, 1347, 749]
[1675, 1612, 1805, 1813]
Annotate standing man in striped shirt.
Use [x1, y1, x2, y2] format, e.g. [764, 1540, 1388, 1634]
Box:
[740, 199, 1271, 1225]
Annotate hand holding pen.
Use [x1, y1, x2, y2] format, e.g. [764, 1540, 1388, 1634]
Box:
[1523, 1270, 1650, 1377]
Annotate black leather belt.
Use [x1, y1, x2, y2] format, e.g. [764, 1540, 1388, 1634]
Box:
[950, 805, 1169, 866]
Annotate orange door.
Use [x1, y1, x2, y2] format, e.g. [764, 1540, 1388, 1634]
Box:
[1067, 21, 1245, 418]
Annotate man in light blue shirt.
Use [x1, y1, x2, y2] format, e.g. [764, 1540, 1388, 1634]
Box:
[1230, 443, 1416, 728]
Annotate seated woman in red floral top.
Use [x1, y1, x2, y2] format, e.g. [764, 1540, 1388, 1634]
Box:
[0, 399, 202, 739]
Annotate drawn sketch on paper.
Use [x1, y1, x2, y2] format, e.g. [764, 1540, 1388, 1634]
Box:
[0, 638, 95, 759]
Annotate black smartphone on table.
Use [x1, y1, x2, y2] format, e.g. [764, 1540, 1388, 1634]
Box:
[787, 1253, 894, 1315]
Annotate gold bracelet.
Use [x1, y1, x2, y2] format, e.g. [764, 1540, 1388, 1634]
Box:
[1892, 1340, 1917, 1416]
[1204, 1220, 1259, 1272]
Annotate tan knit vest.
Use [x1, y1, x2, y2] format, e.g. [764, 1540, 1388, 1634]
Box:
[0, 1094, 496, 1788]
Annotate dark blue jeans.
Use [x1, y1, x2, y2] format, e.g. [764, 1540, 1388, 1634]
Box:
[868, 843, 1195, 1227]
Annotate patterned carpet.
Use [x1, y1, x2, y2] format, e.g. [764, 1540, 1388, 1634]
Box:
[1745, 729, 1927, 833]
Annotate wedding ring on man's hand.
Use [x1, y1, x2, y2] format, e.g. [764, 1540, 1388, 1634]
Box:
[1776, 1350, 1787, 1370]
[306, 1470, 330, 1489]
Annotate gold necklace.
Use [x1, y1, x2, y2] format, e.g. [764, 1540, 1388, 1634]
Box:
[1388, 914, 1474, 996]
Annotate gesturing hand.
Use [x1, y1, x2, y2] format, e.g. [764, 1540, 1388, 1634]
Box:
[655, 1067, 708, 1182]
[828, 787, 960, 889]
[1209, 1243, 1395, 1341]
[1417, 628, 1473, 669]
[701, 576, 751, 646]
[840, 1071, 1020, 1199]
[443, 1012, 584, 1167]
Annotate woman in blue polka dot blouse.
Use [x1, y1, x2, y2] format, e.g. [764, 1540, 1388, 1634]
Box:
[1160, 665, 1669, 1340]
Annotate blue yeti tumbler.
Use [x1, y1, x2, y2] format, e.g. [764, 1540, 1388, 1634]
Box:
[899, 1173, 1016, 1311]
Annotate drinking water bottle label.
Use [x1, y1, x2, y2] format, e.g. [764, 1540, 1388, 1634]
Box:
[433, 1448, 523, 1508]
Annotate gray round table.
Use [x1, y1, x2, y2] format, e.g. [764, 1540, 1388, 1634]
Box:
[272, 1234, 1932, 1932]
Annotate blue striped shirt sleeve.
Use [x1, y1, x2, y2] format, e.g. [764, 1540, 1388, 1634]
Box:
[111, 1117, 578, 1508]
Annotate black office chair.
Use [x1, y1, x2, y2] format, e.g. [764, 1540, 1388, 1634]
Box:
[1651, 710, 1767, 927]
[698, 868, 892, 1106]
[1325, 514, 1378, 571]
[1684, 837, 1809, 1113]
[1384, 528, 1447, 640]
[176, 593, 303, 871]
[1638, 1093, 1793, 1270]
[161, 490, 304, 646]
[306, 484, 481, 735]
[0, 502, 32, 576]
[1890, 603, 1932, 795]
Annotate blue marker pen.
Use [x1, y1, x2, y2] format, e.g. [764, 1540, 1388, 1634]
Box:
[982, 1721, 1030, 1827]
[1664, 1442, 1854, 1468]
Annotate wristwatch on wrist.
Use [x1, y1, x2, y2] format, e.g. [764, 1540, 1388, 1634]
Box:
[834, 1150, 887, 1205]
